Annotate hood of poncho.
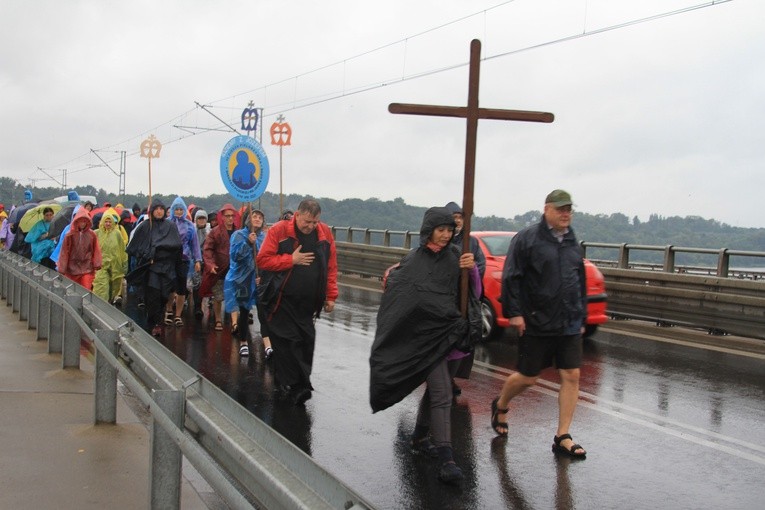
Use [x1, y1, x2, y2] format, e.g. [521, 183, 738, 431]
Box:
[418, 207, 456, 246]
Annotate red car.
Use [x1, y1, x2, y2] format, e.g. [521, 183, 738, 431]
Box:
[472, 231, 607, 339]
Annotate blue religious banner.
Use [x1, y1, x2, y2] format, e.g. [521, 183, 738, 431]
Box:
[219, 135, 270, 201]
[241, 101, 259, 133]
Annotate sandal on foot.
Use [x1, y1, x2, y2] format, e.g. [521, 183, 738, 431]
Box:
[438, 461, 464, 484]
[410, 437, 438, 458]
[232, 323, 239, 335]
[174, 316, 183, 327]
[238, 344, 249, 356]
[491, 397, 509, 437]
[214, 321, 223, 331]
[552, 434, 586, 459]
[164, 311, 173, 325]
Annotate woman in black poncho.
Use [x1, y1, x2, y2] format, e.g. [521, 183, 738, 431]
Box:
[369, 206, 478, 485]
[126, 201, 183, 337]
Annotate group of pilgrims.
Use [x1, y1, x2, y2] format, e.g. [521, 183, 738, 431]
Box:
[0, 190, 292, 360]
[1, 189, 552, 486]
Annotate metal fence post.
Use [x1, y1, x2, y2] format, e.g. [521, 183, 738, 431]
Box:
[405, 231, 415, 249]
[48, 280, 66, 353]
[63, 293, 83, 369]
[11, 263, 21, 312]
[150, 390, 184, 510]
[717, 248, 730, 277]
[37, 273, 55, 341]
[617, 243, 630, 269]
[5, 268, 11, 306]
[28, 269, 43, 331]
[94, 329, 119, 424]
[0, 256, 6, 299]
[20, 265, 33, 321]
[663, 245, 675, 273]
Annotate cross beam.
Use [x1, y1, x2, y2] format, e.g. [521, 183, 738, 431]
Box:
[389, 39, 554, 315]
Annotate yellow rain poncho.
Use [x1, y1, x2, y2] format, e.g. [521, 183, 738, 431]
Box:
[93, 208, 128, 304]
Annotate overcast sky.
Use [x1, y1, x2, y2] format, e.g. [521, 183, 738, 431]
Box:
[2, 0, 762, 227]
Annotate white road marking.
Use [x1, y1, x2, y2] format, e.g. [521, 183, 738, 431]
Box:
[473, 360, 765, 466]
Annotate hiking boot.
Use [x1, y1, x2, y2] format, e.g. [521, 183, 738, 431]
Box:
[438, 461, 464, 484]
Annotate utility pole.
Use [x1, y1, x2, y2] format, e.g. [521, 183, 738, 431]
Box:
[37, 167, 67, 192]
[120, 150, 126, 202]
[90, 149, 126, 202]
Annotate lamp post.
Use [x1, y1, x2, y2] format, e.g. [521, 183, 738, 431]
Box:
[269, 115, 292, 215]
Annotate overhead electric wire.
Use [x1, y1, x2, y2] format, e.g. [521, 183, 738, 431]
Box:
[32, 0, 732, 188]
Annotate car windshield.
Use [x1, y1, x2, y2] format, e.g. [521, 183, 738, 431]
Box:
[481, 234, 514, 256]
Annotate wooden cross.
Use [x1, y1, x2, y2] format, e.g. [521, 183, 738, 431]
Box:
[389, 39, 554, 315]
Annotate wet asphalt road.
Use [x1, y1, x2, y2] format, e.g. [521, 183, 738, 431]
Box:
[128, 285, 765, 509]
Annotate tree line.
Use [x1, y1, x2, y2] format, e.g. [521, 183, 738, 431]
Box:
[2, 177, 763, 265]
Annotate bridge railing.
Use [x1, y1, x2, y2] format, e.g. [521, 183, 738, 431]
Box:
[330, 227, 765, 340]
[0, 250, 373, 510]
[580, 241, 765, 280]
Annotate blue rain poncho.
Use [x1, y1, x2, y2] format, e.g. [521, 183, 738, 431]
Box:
[26, 218, 56, 263]
[224, 227, 264, 313]
[169, 196, 202, 277]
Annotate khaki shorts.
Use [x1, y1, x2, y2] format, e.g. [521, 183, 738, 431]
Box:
[212, 280, 224, 302]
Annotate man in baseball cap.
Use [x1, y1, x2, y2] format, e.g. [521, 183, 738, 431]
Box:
[491, 188, 587, 460]
[545, 189, 573, 207]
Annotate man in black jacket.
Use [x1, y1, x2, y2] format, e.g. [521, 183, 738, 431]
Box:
[444, 201, 485, 278]
[490, 189, 588, 459]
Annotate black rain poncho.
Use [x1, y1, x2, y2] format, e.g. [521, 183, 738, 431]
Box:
[369, 207, 467, 413]
[125, 203, 182, 294]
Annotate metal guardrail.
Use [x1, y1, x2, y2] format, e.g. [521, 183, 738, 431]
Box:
[580, 241, 765, 279]
[335, 242, 406, 279]
[0, 251, 374, 510]
[331, 227, 418, 250]
[600, 268, 765, 339]
[331, 229, 765, 340]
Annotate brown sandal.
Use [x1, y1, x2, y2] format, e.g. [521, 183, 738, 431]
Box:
[491, 397, 509, 436]
[214, 321, 223, 331]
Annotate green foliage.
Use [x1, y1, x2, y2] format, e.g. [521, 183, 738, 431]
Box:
[2, 178, 763, 265]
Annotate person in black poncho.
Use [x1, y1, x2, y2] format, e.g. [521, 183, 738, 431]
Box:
[370, 206, 478, 485]
[126, 201, 183, 337]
